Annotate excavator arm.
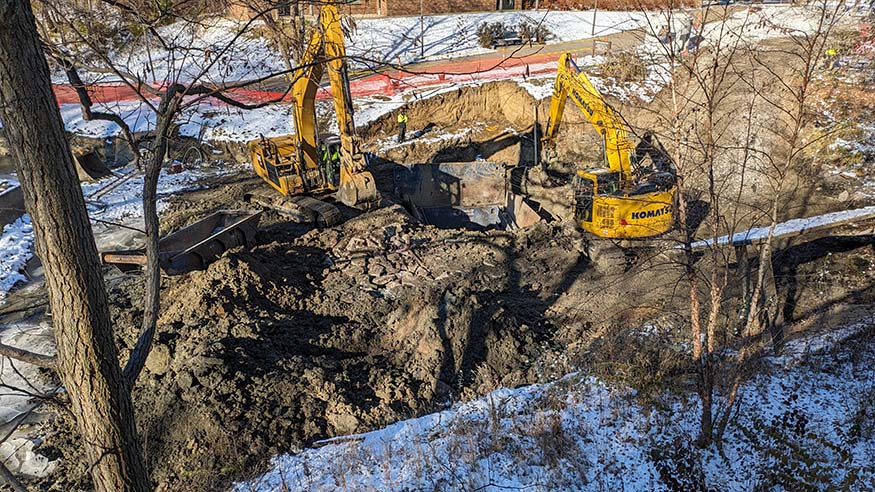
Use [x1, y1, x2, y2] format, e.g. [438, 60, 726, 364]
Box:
[320, 5, 376, 205]
[290, 22, 326, 174]
[248, 4, 376, 209]
[543, 53, 636, 182]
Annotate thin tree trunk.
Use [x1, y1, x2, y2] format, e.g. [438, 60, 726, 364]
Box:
[123, 106, 175, 385]
[0, 2, 151, 491]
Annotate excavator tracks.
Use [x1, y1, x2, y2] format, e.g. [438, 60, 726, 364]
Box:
[289, 195, 342, 227]
[244, 192, 342, 228]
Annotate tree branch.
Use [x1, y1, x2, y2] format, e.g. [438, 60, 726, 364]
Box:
[0, 344, 56, 369]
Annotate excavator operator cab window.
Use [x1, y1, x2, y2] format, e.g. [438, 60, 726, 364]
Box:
[572, 174, 595, 223]
[319, 140, 341, 187]
[595, 172, 621, 196]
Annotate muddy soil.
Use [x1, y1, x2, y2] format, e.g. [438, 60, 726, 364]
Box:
[39, 194, 610, 491]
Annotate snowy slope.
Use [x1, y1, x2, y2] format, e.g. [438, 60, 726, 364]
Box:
[0, 217, 34, 301]
[235, 319, 875, 492]
[59, 10, 650, 86]
[687, 205, 875, 249]
[350, 10, 646, 68]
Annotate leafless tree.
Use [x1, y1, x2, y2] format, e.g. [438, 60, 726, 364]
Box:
[0, 1, 150, 490]
[636, 0, 853, 448]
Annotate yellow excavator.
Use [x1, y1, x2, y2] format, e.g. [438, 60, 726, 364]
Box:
[247, 4, 377, 226]
[543, 53, 677, 239]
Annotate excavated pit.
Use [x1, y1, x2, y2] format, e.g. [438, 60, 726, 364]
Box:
[23, 54, 875, 492]
[362, 81, 598, 231]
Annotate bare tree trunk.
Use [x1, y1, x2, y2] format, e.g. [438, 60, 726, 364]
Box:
[0, 2, 151, 491]
[123, 98, 178, 384]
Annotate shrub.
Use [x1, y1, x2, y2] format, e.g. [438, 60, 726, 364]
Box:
[598, 51, 648, 82]
[518, 19, 551, 45]
[476, 21, 507, 49]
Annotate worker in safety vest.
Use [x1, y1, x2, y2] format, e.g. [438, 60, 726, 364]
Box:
[824, 48, 838, 69]
[397, 112, 408, 143]
[320, 143, 331, 184]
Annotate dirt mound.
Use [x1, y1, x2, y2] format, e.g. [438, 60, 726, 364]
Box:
[39, 205, 595, 492]
[363, 82, 545, 140]
[360, 81, 605, 180]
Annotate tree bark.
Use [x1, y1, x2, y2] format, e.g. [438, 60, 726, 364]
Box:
[123, 97, 177, 385]
[0, 2, 151, 491]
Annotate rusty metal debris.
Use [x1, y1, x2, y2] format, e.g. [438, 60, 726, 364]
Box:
[101, 209, 262, 275]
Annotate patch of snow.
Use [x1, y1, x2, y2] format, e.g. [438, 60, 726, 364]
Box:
[236, 320, 875, 492]
[371, 124, 482, 153]
[517, 74, 557, 100]
[0, 320, 56, 425]
[777, 315, 875, 365]
[0, 437, 57, 478]
[81, 166, 224, 225]
[687, 205, 875, 249]
[701, 5, 839, 47]
[60, 101, 157, 139]
[0, 216, 34, 300]
[180, 103, 297, 143]
[57, 18, 284, 86]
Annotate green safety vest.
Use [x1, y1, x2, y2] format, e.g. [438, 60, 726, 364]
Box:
[398, 114, 408, 124]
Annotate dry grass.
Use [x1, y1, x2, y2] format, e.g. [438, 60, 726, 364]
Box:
[598, 51, 648, 83]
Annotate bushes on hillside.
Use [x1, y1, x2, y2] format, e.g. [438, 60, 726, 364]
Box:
[477, 19, 553, 49]
[476, 21, 509, 49]
[599, 51, 648, 82]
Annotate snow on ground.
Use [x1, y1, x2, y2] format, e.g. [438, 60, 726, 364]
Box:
[60, 10, 649, 85]
[60, 53, 670, 144]
[55, 18, 284, 86]
[81, 166, 228, 226]
[701, 5, 842, 47]
[372, 123, 486, 153]
[0, 319, 58, 478]
[235, 320, 875, 492]
[0, 166, 226, 299]
[60, 101, 157, 138]
[350, 10, 646, 68]
[827, 125, 875, 199]
[0, 217, 34, 302]
[687, 205, 875, 249]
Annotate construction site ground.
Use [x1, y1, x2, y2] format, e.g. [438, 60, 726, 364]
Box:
[1, 29, 874, 492]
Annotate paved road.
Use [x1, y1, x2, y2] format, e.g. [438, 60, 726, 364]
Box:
[52, 27, 646, 105]
[52, 6, 742, 105]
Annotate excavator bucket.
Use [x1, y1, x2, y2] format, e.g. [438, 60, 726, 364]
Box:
[336, 170, 378, 207]
[74, 151, 114, 182]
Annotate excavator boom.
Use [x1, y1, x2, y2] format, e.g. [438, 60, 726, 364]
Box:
[247, 3, 377, 215]
[544, 53, 636, 181]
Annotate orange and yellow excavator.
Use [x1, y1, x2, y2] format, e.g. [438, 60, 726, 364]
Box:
[247, 4, 377, 226]
[543, 53, 677, 239]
